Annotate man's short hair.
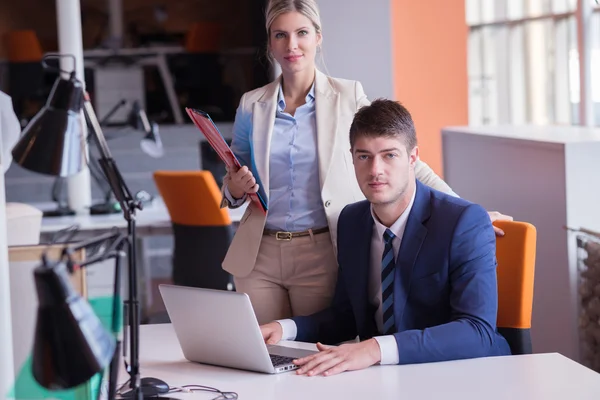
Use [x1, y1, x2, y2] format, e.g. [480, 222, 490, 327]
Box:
[349, 99, 417, 151]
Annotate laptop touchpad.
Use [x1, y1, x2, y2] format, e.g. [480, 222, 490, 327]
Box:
[267, 345, 317, 359]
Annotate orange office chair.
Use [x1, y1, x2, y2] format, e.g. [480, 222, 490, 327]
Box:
[153, 170, 233, 290]
[4, 30, 45, 122]
[493, 220, 537, 355]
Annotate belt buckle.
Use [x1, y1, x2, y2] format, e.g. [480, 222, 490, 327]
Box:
[275, 231, 293, 241]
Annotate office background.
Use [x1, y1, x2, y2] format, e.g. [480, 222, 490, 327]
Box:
[1, 0, 600, 379]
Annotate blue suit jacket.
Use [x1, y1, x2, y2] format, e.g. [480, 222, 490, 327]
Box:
[292, 180, 511, 364]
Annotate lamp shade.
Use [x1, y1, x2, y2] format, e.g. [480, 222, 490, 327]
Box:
[31, 261, 115, 390]
[11, 74, 86, 177]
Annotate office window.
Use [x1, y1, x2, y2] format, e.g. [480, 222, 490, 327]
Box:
[527, 0, 552, 16]
[467, 29, 485, 124]
[467, 27, 498, 125]
[481, 0, 498, 22]
[509, 25, 527, 124]
[560, 16, 579, 124]
[465, 0, 481, 25]
[466, 0, 585, 126]
[525, 20, 552, 124]
[508, 0, 526, 19]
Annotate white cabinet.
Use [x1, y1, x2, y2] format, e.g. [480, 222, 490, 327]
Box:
[442, 125, 600, 361]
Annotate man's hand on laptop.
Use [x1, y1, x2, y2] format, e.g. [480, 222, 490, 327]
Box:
[293, 339, 381, 377]
[260, 322, 283, 344]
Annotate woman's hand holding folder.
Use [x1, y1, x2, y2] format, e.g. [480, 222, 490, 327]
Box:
[226, 165, 260, 200]
[185, 107, 267, 213]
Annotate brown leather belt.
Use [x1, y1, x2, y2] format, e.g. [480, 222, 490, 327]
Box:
[263, 227, 330, 241]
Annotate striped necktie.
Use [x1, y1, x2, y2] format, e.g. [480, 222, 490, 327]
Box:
[381, 229, 396, 335]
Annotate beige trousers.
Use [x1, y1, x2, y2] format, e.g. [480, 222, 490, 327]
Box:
[234, 231, 338, 325]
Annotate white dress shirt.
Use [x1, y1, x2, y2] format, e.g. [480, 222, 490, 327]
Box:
[278, 187, 416, 365]
[224, 84, 328, 232]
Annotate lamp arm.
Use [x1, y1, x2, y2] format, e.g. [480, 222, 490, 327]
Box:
[99, 99, 127, 127]
[82, 92, 141, 221]
[81, 91, 144, 400]
[85, 98, 153, 206]
[61, 230, 127, 270]
[137, 106, 152, 133]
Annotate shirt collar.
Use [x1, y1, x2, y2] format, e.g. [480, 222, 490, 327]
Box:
[371, 185, 417, 242]
[277, 83, 316, 112]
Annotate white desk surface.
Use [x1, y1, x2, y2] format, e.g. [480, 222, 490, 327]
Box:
[127, 323, 600, 399]
[36, 198, 246, 234]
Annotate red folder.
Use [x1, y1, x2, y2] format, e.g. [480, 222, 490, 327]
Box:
[185, 107, 267, 214]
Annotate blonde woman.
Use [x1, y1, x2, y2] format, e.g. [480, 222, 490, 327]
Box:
[221, 0, 509, 324]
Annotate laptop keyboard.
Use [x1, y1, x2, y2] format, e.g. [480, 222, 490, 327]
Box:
[270, 354, 295, 367]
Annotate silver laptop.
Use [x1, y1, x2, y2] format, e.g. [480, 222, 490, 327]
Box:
[158, 284, 318, 374]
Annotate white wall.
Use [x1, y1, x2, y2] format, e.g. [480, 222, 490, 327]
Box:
[318, 0, 394, 100]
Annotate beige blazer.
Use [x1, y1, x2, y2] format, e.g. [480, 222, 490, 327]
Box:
[222, 70, 454, 277]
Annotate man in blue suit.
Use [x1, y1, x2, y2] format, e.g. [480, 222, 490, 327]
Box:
[260, 99, 511, 376]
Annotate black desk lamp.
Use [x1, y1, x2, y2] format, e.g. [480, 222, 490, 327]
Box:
[32, 232, 126, 395]
[12, 54, 166, 400]
[42, 98, 164, 217]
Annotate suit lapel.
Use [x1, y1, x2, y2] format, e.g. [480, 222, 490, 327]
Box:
[314, 70, 340, 190]
[252, 77, 280, 201]
[394, 181, 431, 326]
[351, 203, 376, 338]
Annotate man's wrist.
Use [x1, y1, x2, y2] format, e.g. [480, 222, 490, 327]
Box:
[369, 338, 382, 363]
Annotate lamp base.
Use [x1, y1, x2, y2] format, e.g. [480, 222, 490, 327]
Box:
[119, 379, 178, 399]
[120, 393, 179, 400]
[43, 207, 76, 217]
[90, 201, 122, 215]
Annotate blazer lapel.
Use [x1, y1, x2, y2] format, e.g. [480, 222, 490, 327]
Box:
[252, 77, 280, 201]
[351, 204, 377, 339]
[394, 181, 431, 325]
[314, 70, 340, 189]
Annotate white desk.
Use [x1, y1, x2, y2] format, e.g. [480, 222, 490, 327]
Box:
[36, 198, 246, 316]
[126, 324, 600, 399]
[38, 197, 246, 240]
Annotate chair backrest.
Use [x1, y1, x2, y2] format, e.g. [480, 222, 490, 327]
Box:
[153, 170, 231, 227]
[4, 30, 43, 62]
[153, 170, 233, 291]
[493, 220, 537, 355]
